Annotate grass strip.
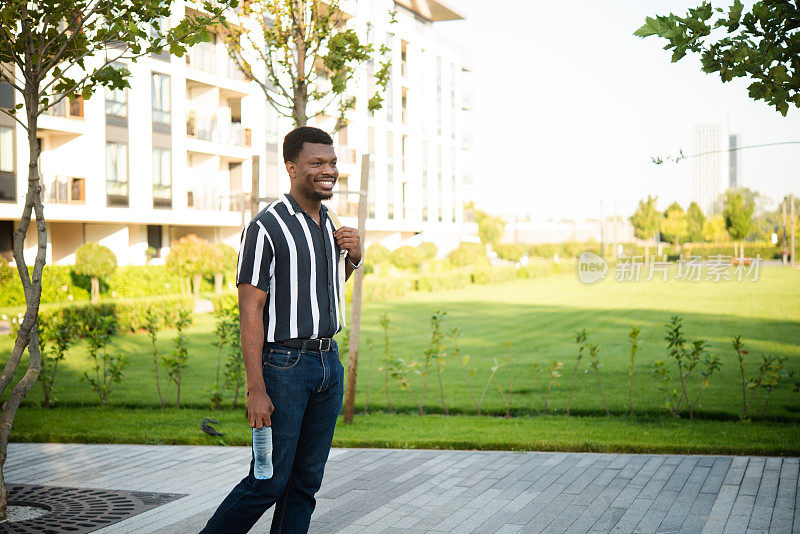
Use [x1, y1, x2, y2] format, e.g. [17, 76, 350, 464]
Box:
[10, 407, 800, 456]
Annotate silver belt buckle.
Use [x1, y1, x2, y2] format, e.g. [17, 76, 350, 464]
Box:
[320, 338, 331, 351]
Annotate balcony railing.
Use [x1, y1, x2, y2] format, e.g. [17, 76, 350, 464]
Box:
[42, 97, 84, 119]
[186, 45, 248, 82]
[43, 175, 85, 204]
[335, 145, 357, 165]
[186, 113, 251, 146]
[187, 188, 245, 212]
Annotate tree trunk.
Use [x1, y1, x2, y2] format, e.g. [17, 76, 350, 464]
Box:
[192, 274, 201, 299]
[214, 272, 223, 294]
[292, 6, 308, 127]
[0, 87, 47, 520]
[90, 277, 99, 303]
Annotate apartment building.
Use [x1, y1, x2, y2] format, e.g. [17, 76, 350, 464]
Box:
[0, 0, 473, 266]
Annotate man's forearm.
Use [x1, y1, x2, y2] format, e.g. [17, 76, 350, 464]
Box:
[242, 314, 266, 395]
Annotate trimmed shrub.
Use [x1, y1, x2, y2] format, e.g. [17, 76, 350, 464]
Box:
[470, 265, 518, 285]
[167, 234, 219, 297]
[419, 242, 438, 260]
[366, 244, 392, 264]
[495, 244, 525, 262]
[390, 246, 424, 271]
[448, 242, 486, 267]
[30, 295, 194, 338]
[0, 256, 13, 285]
[212, 292, 238, 314]
[74, 242, 117, 303]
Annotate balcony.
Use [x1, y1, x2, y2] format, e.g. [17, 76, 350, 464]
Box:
[186, 45, 248, 82]
[335, 145, 357, 165]
[42, 97, 84, 119]
[43, 175, 86, 205]
[186, 113, 251, 147]
[187, 188, 245, 212]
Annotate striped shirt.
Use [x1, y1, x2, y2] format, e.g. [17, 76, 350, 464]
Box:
[236, 193, 344, 342]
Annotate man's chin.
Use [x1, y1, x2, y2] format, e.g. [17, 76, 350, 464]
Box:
[312, 190, 335, 201]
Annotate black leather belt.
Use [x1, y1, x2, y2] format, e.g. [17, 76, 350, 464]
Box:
[279, 338, 333, 351]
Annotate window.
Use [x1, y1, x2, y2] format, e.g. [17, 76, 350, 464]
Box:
[106, 141, 128, 206]
[147, 225, 162, 257]
[451, 149, 457, 222]
[0, 126, 13, 173]
[386, 66, 394, 122]
[437, 145, 443, 222]
[0, 220, 11, 260]
[366, 61, 375, 116]
[151, 73, 171, 125]
[0, 126, 14, 202]
[152, 147, 171, 208]
[367, 126, 375, 218]
[422, 141, 428, 221]
[71, 177, 86, 203]
[387, 132, 394, 219]
[0, 79, 14, 109]
[105, 78, 127, 118]
[436, 56, 442, 136]
[450, 63, 456, 139]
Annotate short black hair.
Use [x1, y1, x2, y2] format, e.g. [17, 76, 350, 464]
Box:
[283, 126, 334, 163]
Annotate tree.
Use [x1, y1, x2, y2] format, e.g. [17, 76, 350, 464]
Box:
[166, 234, 217, 298]
[629, 196, 662, 260]
[660, 202, 688, 247]
[222, 0, 392, 128]
[0, 0, 234, 518]
[702, 215, 730, 245]
[73, 242, 117, 304]
[211, 243, 237, 294]
[686, 202, 706, 243]
[635, 1, 800, 116]
[474, 209, 505, 248]
[724, 190, 755, 258]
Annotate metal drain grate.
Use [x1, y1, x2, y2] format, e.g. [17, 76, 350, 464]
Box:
[3, 484, 187, 533]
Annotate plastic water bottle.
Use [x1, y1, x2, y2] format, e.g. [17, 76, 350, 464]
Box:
[252, 426, 273, 480]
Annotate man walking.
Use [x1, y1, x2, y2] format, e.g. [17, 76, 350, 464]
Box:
[201, 126, 362, 533]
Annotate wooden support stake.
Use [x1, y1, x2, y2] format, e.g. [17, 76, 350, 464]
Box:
[343, 154, 369, 424]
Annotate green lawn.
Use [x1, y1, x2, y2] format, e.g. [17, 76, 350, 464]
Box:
[3, 265, 800, 452]
[10, 408, 800, 456]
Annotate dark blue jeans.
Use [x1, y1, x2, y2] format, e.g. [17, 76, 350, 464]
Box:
[200, 341, 344, 534]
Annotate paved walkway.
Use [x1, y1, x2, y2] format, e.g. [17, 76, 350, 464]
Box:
[6, 443, 799, 533]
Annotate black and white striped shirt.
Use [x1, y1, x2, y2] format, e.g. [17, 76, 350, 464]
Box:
[236, 193, 344, 342]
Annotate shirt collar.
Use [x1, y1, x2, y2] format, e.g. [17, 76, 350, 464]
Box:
[284, 193, 329, 220]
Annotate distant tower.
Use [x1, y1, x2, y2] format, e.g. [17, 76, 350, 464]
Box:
[728, 133, 741, 189]
[692, 123, 725, 215]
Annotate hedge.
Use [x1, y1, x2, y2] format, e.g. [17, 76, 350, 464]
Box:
[9, 295, 194, 338]
[0, 265, 226, 307]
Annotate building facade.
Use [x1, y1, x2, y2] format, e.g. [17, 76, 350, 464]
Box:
[691, 122, 741, 215]
[0, 0, 473, 267]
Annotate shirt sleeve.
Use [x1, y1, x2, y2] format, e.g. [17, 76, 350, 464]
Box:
[236, 220, 272, 293]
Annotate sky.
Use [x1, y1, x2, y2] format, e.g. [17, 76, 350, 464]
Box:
[434, 0, 800, 221]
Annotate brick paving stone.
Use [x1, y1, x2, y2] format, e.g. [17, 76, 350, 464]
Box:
[4, 444, 797, 533]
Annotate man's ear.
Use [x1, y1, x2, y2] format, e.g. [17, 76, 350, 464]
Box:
[285, 160, 295, 179]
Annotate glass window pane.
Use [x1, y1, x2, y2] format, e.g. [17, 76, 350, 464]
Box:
[0, 127, 13, 173]
[118, 143, 127, 182]
[161, 150, 171, 186]
[106, 142, 116, 180]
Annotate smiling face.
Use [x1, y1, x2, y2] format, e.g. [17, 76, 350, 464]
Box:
[286, 142, 338, 202]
